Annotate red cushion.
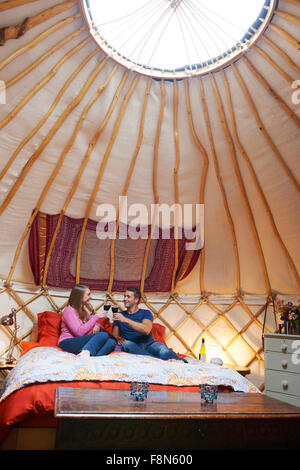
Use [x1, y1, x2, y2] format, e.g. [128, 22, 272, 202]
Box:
[88, 317, 114, 335]
[97, 317, 113, 335]
[152, 323, 167, 345]
[22, 315, 166, 355]
[37, 311, 62, 346]
[20, 341, 62, 356]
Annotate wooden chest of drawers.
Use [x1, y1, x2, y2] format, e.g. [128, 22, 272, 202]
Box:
[264, 333, 300, 407]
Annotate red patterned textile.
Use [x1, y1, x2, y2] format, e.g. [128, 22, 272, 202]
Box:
[28, 211, 200, 291]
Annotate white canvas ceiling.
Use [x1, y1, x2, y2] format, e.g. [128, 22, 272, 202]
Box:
[0, 0, 299, 296]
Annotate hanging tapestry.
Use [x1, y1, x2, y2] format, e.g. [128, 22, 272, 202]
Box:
[28, 211, 201, 292]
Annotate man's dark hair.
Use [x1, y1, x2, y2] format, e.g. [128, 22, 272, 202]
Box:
[126, 286, 141, 302]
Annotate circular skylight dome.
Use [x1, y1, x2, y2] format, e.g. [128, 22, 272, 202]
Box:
[81, 0, 277, 79]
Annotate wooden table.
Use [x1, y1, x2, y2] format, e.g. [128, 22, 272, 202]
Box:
[54, 387, 300, 450]
[223, 364, 250, 377]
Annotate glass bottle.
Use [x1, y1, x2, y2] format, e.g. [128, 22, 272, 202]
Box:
[199, 338, 206, 362]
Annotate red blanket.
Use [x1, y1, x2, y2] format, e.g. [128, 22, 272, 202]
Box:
[0, 380, 232, 444]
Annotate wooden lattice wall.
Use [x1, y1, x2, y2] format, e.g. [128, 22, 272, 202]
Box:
[0, 281, 283, 390]
[0, 0, 299, 392]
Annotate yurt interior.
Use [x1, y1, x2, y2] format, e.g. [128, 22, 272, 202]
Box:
[0, 0, 299, 452]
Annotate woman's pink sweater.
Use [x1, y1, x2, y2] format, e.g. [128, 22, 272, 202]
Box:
[58, 305, 99, 342]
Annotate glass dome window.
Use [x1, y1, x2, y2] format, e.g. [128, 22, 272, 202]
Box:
[81, 0, 277, 79]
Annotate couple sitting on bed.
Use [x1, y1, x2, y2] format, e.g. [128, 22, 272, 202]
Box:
[58, 284, 185, 362]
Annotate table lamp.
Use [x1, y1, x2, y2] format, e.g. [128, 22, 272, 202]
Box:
[0, 308, 18, 365]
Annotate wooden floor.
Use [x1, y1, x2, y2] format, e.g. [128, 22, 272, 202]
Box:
[1, 427, 56, 450]
[54, 388, 300, 450]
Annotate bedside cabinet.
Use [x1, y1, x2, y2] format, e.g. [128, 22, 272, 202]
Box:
[264, 333, 300, 407]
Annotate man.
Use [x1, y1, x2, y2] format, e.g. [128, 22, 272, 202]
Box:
[112, 287, 186, 362]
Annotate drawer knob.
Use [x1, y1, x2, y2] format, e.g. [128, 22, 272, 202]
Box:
[281, 360, 288, 369]
[281, 343, 287, 352]
[281, 380, 288, 390]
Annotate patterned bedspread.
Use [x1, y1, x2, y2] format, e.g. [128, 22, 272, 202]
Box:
[0, 347, 259, 401]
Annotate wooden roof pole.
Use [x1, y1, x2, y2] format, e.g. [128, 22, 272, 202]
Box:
[279, 0, 300, 6]
[268, 24, 300, 50]
[76, 73, 139, 286]
[0, 37, 93, 182]
[199, 77, 241, 296]
[170, 79, 180, 294]
[253, 45, 296, 84]
[222, 68, 300, 292]
[184, 78, 209, 295]
[233, 62, 300, 193]
[275, 10, 300, 27]
[0, 0, 78, 45]
[6, 55, 109, 285]
[261, 36, 300, 75]
[107, 78, 152, 293]
[3, 26, 86, 90]
[0, 0, 39, 12]
[41, 62, 120, 287]
[210, 72, 272, 295]
[0, 13, 81, 71]
[140, 80, 165, 295]
[0, 48, 105, 217]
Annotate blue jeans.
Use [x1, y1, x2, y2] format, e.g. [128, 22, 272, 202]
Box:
[121, 337, 181, 361]
[58, 331, 116, 356]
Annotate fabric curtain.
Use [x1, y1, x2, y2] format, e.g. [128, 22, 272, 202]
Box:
[28, 211, 201, 292]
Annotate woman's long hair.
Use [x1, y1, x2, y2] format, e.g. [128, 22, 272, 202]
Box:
[68, 284, 89, 321]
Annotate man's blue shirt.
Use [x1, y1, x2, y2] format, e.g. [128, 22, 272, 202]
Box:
[114, 308, 154, 343]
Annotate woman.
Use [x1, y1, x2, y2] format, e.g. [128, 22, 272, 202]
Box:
[58, 284, 116, 358]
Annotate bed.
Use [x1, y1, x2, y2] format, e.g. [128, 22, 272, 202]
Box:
[0, 311, 259, 450]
